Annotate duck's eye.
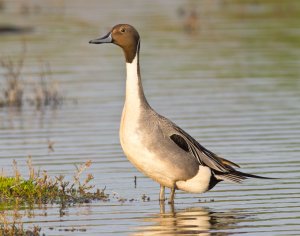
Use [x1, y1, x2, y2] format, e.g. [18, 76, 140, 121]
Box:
[120, 28, 126, 33]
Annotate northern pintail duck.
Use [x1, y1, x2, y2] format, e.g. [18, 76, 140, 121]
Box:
[89, 24, 273, 203]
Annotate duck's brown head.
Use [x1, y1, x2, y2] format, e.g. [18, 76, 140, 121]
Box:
[89, 24, 140, 63]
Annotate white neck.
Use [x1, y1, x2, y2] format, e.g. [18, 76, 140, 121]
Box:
[125, 53, 148, 110]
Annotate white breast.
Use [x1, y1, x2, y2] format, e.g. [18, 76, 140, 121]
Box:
[176, 166, 212, 193]
[119, 53, 176, 188]
[120, 111, 175, 188]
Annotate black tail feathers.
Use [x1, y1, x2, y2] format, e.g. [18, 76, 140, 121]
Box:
[215, 170, 277, 184]
[234, 170, 277, 180]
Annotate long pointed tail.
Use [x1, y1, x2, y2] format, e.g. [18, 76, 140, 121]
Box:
[215, 170, 277, 184]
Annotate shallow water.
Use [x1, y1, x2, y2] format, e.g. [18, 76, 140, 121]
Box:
[1, 0, 300, 235]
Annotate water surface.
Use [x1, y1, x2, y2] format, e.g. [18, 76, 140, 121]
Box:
[0, 0, 300, 235]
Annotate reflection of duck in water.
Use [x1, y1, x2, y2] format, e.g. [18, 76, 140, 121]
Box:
[133, 205, 244, 235]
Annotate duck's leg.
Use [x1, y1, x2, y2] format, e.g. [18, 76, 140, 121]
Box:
[159, 185, 165, 201]
[169, 201, 175, 214]
[159, 199, 165, 214]
[168, 187, 176, 204]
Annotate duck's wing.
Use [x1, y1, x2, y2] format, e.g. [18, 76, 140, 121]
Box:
[169, 124, 239, 173]
[168, 123, 275, 182]
[155, 112, 274, 182]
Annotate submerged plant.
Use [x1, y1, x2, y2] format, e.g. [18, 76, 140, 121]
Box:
[0, 209, 41, 236]
[0, 54, 24, 107]
[0, 195, 41, 236]
[0, 48, 64, 109]
[29, 62, 64, 109]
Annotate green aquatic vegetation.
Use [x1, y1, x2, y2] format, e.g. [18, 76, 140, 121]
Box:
[0, 177, 38, 201]
[0, 158, 109, 235]
[0, 158, 109, 208]
[0, 175, 61, 207]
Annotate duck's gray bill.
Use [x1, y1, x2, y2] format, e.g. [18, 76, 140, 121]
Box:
[89, 32, 112, 44]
